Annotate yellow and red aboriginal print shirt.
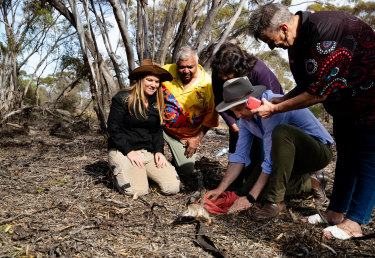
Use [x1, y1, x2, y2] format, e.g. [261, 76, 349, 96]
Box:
[162, 63, 219, 141]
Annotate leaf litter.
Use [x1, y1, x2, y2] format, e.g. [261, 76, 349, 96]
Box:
[0, 112, 374, 257]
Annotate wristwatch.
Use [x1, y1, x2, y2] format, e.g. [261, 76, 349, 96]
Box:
[246, 193, 256, 203]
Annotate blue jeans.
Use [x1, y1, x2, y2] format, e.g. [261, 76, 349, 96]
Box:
[328, 118, 375, 224]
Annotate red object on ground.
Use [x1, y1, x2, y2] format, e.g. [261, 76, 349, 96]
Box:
[199, 191, 240, 214]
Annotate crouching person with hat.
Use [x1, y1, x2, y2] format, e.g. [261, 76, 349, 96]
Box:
[205, 77, 333, 219]
[107, 59, 181, 196]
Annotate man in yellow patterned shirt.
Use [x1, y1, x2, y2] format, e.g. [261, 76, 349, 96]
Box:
[162, 46, 219, 181]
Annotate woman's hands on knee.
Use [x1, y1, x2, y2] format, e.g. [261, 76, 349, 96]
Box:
[155, 152, 167, 168]
[127, 151, 144, 168]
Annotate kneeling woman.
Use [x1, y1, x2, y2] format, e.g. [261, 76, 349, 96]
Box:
[107, 59, 180, 196]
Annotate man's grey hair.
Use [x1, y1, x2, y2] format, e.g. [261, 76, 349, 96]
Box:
[248, 3, 294, 41]
[176, 46, 199, 64]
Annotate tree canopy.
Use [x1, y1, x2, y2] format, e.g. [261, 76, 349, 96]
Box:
[1, 0, 373, 131]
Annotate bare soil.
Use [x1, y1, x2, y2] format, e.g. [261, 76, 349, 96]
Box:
[0, 112, 374, 257]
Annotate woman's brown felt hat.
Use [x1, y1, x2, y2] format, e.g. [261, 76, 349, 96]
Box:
[128, 59, 173, 82]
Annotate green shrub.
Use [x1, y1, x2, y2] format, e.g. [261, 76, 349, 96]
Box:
[308, 104, 324, 119]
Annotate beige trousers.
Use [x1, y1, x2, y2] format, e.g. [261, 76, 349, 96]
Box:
[108, 149, 180, 196]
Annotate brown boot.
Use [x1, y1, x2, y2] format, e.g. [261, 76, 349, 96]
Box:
[254, 201, 286, 220]
[310, 171, 329, 203]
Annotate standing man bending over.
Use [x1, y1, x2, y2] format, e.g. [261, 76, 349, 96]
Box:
[162, 46, 219, 181]
[206, 77, 333, 219]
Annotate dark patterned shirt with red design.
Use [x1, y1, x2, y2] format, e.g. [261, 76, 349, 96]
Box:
[289, 11, 375, 124]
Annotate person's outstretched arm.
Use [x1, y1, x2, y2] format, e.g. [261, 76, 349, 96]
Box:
[254, 91, 327, 119]
[229, 172, 270, 212]
[205, 162, 244, 201]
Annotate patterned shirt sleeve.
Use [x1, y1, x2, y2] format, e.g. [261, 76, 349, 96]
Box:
[305, 41, 352, 96]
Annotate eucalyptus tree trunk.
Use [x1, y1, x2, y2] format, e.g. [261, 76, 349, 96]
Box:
[47, 0, 118, 99]
[67, 0, 107, 133]
[0, 2, 25, 119]
[136, 0, 150, 62]
[0, 1, 56, 121]
[136, 1, 144, 62]
[155, 0, 179, 65]
[194, 0, 227, 54]
[190, 0, 208, 33]
[201, 0, 248, 69]
[108, 0, 135, 77]
[0, 47, 19, 120]
[92, 0, 125, 89]
[171, 0, 195, 62]
[213, 0, 247, 53]
[151, 0, 156, 61]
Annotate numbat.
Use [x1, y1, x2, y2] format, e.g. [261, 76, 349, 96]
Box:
[183, 189, 211, 224]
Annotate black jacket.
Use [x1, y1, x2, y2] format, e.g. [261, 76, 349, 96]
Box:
[107, 90, 164, 155]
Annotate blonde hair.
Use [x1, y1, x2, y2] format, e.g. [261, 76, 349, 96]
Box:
[122, 77, 164, 125]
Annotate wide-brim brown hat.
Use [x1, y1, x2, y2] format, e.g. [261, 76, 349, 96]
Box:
[216, 76, 266, 112]
[128, 59, 173, 82]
